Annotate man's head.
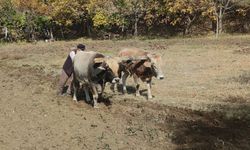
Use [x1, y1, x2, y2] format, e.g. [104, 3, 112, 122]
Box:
[77, 44, 85, 51]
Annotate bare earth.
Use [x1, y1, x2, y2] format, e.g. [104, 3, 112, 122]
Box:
[0, 35, 250, 150]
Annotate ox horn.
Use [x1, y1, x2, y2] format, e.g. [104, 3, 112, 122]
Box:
[94, 57, 105, 63]
[120, 56, 148, 61]
[120, 57, 133, 61]
[135, 56, 148, 60]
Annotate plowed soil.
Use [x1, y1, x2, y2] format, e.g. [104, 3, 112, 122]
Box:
[0, 36, 250, 150]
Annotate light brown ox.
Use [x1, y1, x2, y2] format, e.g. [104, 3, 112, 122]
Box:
[118, 48, 164, 99]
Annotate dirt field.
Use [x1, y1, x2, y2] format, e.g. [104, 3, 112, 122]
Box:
[0, 35, 250, 150]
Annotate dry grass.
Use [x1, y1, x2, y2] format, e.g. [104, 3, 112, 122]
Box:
[1, 35, 250, 111]
[1, 35, 250, 149]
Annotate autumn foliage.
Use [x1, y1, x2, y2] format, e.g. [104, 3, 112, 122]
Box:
[0, 0, 249, 41]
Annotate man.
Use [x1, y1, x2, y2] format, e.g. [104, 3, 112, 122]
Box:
[57, 44, 86, 96]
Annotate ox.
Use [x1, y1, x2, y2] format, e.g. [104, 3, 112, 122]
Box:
[73, 51, 120, 108]
[118, 48, 164, 99]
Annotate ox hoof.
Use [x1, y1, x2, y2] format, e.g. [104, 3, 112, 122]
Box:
[122, 89, 127, 94]
[73, 99, 78, 103]
[148, 96, 153, 100]
[122, 91, 128, 95]
[85, 99, 91, 103]
[93, 105, 99, 109]
[136, 93, 141, 97]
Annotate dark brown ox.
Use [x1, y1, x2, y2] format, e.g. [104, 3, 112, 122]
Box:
[118, 48, 164, 99]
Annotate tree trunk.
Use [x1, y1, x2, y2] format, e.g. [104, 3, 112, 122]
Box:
[82, 22, 86, 36]
[216, 5, 223, 38]
[60, 25, 65, 39]
[134, 14, 138, 37]
[183, 15, 196, 35]
[184, 21, 191, 35]
[31, 33, 36, 42]
[3, 26, 8, 39]
[216, 16, 219, 38]
[184, 26, 189, 35]
[219, 5, 223, 34]
[86, 19, 92, 37]
[121, 18, 125, 37]
[50, 28, 54, 40]
[121, 24, 125, 36]
[212, 21, 216, 33]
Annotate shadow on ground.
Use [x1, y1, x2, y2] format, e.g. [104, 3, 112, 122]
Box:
[113, 84, 152, 99]
[165, 101, 250, 150]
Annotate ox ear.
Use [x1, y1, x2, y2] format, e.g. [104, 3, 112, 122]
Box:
[94, 65, 106, 75]
[111, 56, 122, 63]
[144, 61, 151, 67]
[97, 66, 106, 70]
[146, 53, 153, 58]
[136, 56, 148, 60]
[94, 57, 105, 64]
[147, 53, 160, 58]
[119, 57, 132, 64]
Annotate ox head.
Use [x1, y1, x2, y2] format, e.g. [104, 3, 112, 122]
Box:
[145, 53, 164, 80]
[94, 57, 120, 84]
[137, 54, 164, 80]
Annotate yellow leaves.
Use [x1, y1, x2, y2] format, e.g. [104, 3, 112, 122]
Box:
[47, 0, 88, 26]
[93, 11, 108, 27]
[168, 0, 196, 14]
[11, 0, 50, 15]
[65, 20, 73, 26]
[236, 8, 247, 16]
[170, 18, 181, 26]
[167, 0, 221, 24]
[144, 13, 154, 26]
[169, 7, 174, 13]
[186, 7, 193, 14]
[87, 0, 117, 15]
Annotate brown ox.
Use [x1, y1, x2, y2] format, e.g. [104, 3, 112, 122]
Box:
[118, 48, 164, 99]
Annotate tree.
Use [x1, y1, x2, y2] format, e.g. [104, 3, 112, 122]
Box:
[0, 0, 27, 41]
[126, 0, 145, 37]
[143, 0, 166, 29]
[12, 0, 49, 41]
[0, 0, 249, 41]
[46, 0, 89, 38]
[0, 0, 14, 40]
[165, 0, 210, 35]
[113, 0, 129, 35]
[209, 0, 240, 38]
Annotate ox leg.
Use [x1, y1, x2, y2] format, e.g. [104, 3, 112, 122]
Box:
[83, 86, 91, 103]
[115, 82, 119, 93]
[73, 78, 78, 102]
[91, 85, 99, 108]
[96, 84, 104, 100]
[121, 71, 129, 94]
[147, 80, 153, 99]
[98, 83, 104, 95]
[112, 83, 118, 93]
[133, 74, 140, 97]
[73, 88, 77, 102]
